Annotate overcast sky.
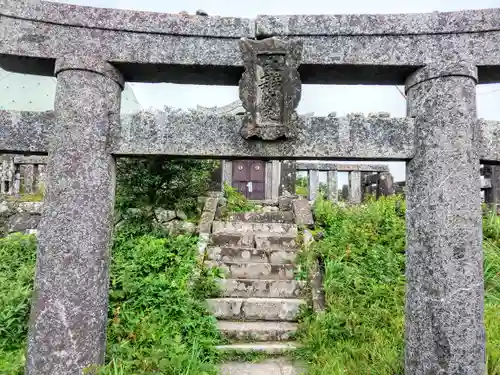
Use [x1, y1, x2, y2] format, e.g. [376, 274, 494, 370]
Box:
[39, 1, 500, 181]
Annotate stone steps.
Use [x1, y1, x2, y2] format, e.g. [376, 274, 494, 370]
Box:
[211, 232, 298, 249]
[218, 321, 297, 342]
[206, 246, 297, 264]
[218, 279, 306, 298]
[216, 342, 299, 354]
[224, 211, 295, 223]
[206, 297, 305, 321]
[207, 261, 296, 280]
[219, 359, 304, 375]
[212, 221, 298, 234]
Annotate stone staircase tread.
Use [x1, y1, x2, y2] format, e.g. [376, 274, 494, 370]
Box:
[217, 320, 298, 332]
[207, 245, 297, 251]
[207, 297, 305, 321]
[209, 260, 297, 266]
[206, 261, 296, 280]
[219, 359, 304, 375]
[217, 321, 298, 342]
[218, 279, 306, 298]
[216, 342, 300, 352]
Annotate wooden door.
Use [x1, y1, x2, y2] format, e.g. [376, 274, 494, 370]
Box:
[232, 160, 266, 200]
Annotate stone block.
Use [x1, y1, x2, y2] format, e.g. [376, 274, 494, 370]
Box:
[217, 321, 297, 342]
[5, 213, 40, 233]
[206, 297, 305, 321]
[207, 261, 295, 280]
[254, 233, 298, 249]
[218, 279, 306, 298]
[206, 246, 297, 264]
[292, 199, 314, 227]
[278, 196, 293, 211]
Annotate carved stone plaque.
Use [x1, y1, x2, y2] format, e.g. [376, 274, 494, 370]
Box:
[239, 37, 303, 141]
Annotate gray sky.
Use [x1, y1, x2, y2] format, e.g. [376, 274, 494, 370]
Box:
[32, 1, 500, 181]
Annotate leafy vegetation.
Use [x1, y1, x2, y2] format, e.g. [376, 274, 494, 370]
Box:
[0, 228, 223, 375]
[221, 182, 256, 213]
[297, 195, 500, 375]
[296, 176, 308, 197]
[94, 227, 222, 374]
[115, 157, 217, 221]
[0, 233, 37, 375]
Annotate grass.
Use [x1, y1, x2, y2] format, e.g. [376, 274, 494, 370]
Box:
[0, 225, 224, 375]
[296, 195, 500, 375]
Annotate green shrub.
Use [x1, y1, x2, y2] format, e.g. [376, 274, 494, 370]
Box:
[222, 183, 256, 213]
[298, 195, 500, 375]
[95, 228, 222, 375]
[115, 157, 217, 221]
[0, 233, 37, 375]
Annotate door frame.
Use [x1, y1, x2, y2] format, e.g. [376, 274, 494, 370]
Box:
[221, 160, 281, 201]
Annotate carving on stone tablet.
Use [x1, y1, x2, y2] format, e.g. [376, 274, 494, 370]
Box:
[239, 37, 303, 141]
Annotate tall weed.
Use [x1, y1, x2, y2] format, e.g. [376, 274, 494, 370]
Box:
[0, 233, 37, 375]
[299, 196, 500, 375]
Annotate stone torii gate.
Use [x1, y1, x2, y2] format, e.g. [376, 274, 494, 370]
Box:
[2, 2, 500, 374]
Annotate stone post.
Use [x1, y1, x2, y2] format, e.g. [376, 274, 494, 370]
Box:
[271, 160, 281, 200]
[327, 170, 338, 202]
[308, 169, 319, 201]
[26, 57, 123, 375]
[348, 171, 362, 203]
[222, 160, 232, 189]
[404, 63, 484, 375]
[279, 160, 296, 196]
[23, 164, 35, 194]
[483, 164, 500, 213]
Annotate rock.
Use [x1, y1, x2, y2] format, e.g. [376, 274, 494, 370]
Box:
[154, 208, 176, 223]
[181, 221, 197, 234]
[196, 9, 208, 16]
[176, 210, 188, 220]
[270, 206, 279, 212]
[262, 206, 272, 213]
[6, 213, 41, 233]
[0, 201, 12, 215]
[219, 197, 227, 206]
[314, 231, 325, 241]
[156, 220, 196, 235]
[126, 208, 143, 217]
[279, 196, 293, 211]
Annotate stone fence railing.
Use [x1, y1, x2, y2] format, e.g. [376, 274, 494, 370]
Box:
[0, 155, 46, 195]
[295, 162, 390, 203]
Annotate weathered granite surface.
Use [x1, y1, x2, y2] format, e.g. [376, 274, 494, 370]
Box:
[0, 110, 52, 154]
[478, 119, 500, 163]
[292, 199, 313, 227]
[255, 10, 500, 36]
[198, 192, 220, 234]
[296, 162, 388, 172]
[115, 110, 414, 160]
[0, 0, 254, 38]
[25, 59, 123, 375]
[2, 1, 500, 83]
[239, 37, 302, 140]
[6, 109, 500, 162]
[0, 110, 415, 159]
[404, 64, 484, 375]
